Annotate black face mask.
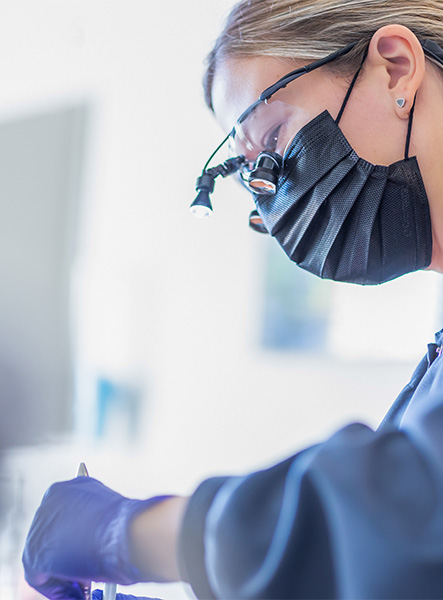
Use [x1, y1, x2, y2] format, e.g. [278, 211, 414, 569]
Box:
[253, 72, 433, 285]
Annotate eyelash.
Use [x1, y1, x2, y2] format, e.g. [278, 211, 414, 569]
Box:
[263, 125, 281, 151]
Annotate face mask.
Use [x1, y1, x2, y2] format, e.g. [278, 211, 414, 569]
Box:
[193, 41, 438, 285]
[254, 106, 433, 285]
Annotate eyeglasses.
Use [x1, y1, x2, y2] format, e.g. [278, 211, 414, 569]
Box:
[230, 41, 360, 191]
[191, 37, 443, 227]
[191, 41, 359, 218]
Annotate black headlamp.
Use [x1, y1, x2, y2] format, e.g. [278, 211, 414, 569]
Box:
[190, 149, 281, 235]
[190, 41, 369, 231]
[191, 149, 282, 215]
[190, 154, 247, 218]
[190, 42, 362, 229]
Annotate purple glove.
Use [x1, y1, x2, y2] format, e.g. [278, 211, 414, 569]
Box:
[92, 591, 161, 600]
[22, 477, 170, 600]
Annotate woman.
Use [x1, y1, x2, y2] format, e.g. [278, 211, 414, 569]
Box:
[22, 1, 443, 598]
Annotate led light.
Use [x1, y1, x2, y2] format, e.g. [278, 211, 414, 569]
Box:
[190, 203, 212, 218]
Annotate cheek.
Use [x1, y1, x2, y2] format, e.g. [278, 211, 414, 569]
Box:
[339, 102, 407, 166]
[281, 107, 313, 155]
[279, 82, 345, 156]
[332, 76, 410, 166]
[288, 79, 348, 139]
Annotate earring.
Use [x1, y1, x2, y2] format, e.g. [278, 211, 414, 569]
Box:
[396, 98, 406, 108]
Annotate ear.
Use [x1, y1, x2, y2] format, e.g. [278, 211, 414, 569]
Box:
[366, 25, 425, 119]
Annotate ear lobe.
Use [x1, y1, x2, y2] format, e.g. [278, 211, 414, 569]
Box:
[367, 25, 425, 115]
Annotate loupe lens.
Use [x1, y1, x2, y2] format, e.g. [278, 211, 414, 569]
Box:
[249, 209, 269, 234]
[249, 177, 277, 194]
[230, 96, 311, 195]
[248, 152, 282, 195]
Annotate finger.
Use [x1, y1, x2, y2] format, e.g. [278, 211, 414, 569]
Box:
[35, 578, 86, 600]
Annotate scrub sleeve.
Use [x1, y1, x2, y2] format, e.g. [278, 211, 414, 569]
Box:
[178, 328, 443, 600]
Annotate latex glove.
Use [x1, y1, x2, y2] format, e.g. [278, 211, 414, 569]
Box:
[92, 591, 161, 600]
[22, 477, 170, 600]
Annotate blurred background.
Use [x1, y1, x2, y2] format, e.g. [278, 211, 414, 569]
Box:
[0, 1, 441, 598]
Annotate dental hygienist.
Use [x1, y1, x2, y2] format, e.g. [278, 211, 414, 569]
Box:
[22, 1, 443, 598]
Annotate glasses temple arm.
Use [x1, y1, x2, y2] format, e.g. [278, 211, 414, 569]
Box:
[259, 41, 359, 102]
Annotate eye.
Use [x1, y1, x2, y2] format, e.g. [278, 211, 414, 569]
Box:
[263, 124, 282, 152]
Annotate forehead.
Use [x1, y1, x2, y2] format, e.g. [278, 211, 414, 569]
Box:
[211, 55, 301, 134]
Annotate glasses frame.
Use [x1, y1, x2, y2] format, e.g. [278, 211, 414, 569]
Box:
[203, 41, 359, 172]
[231, 37, 443, 144]
[230, 42, 360, 191]
[201, 37, 443, 180]
[232, 41, 359, 139]
[193, 37, 443, 229]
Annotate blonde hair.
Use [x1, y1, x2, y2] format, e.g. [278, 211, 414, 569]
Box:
[204, 0, 443, 109]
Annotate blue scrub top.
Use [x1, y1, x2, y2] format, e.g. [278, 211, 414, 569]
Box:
[178, 328, 443, 599]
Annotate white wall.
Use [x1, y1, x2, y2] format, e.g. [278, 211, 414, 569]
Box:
[0, 3, 441, 597]
[0, 0, 438, 485]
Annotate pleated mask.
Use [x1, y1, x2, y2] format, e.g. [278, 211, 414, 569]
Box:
[194, 41, 435, 285]
[251, 60, 433, 285]
[254, 107, 432, 284]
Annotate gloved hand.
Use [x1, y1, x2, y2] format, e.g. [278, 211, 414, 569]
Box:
[92, 590, 161, 600]
[22, 477, 170, 600]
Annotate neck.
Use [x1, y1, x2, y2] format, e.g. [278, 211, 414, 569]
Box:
[410, 66, 443, 272]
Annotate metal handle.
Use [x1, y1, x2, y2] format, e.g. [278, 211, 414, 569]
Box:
[75, 462, 91, 600]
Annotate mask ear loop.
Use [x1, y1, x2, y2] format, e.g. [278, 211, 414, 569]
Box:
[335, 48, 369, 126]
[404, 94, 417, 160]
[334, 50, 417, 161]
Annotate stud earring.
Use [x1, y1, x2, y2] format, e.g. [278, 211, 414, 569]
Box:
[396, 98, 406, 108]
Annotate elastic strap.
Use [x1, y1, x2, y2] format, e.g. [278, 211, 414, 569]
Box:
[335, 52, 417, 160]
[404, 94, 417, 160]
[335, 49, 368, 125]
